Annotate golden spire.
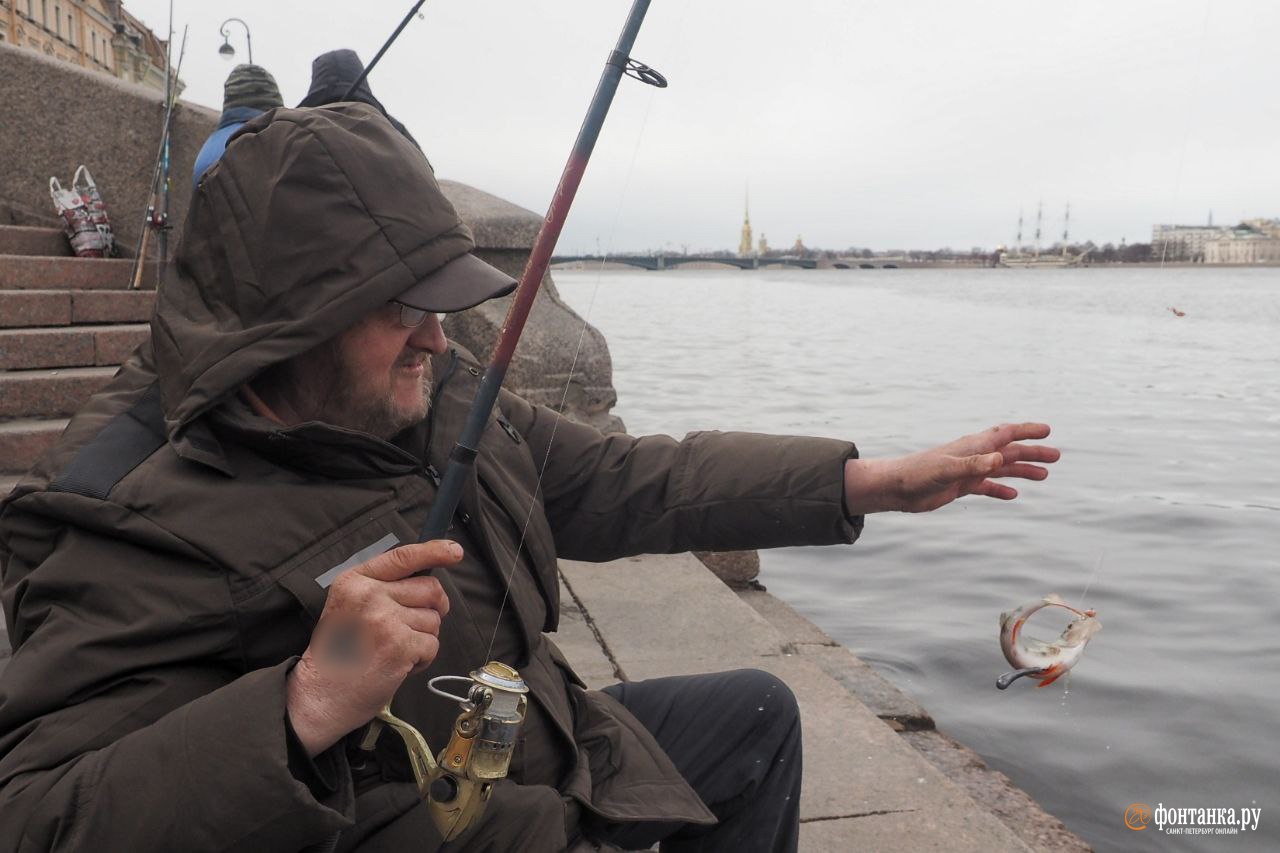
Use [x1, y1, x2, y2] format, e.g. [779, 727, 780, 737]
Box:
[738, 186, 754, 257]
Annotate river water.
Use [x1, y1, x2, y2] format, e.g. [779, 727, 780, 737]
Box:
[554, 266, 1279, 853]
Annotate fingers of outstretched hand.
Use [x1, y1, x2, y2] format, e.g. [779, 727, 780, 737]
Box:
[998, 441, 1061, 465]
[1003, 422, 1052, 442]
[357, 540, 464, 582]
[992, 462, 1050, 481]
[952, 452, 1003, 480]
[975, 479, 1018, 500]
[963, 422, 1052, 453]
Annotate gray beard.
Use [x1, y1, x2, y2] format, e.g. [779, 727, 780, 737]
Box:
[321, 377, 431, 440]
[261, 340, 433, 441]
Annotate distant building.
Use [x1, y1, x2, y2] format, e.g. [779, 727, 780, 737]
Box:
[0, 1, 177, 93]
[738, 191, 754, 258]
[1241, 217, 1280, 238]
[1205, 229, 1280, 264]
[757, 233, 768, 255]
[1150, 224, 1230, 262]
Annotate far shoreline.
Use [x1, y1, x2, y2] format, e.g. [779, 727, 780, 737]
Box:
[553, 260, 1280, 272]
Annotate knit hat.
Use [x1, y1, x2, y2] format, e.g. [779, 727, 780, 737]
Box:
[222, 64, 284, 112]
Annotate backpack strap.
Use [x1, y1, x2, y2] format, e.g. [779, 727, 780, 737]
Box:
[50, 383, 167, 500]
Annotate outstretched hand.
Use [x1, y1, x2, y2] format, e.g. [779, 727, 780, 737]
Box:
[844, 423, 1060, 514]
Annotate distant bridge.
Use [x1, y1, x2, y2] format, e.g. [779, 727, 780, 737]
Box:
[549, 254, 818, 271]
[830, 259, 904, 269]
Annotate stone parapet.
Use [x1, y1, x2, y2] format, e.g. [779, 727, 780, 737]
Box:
[438, 180, 624, 434]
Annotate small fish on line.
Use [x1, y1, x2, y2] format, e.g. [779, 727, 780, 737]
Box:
[1168, 306, 1186, 317]
[997, 594, 1100, 690]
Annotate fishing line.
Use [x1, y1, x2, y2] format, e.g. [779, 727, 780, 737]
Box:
[484, 0, 693, 663]
[1078, 550, 1105, 609]
[481, 59, 662, 662]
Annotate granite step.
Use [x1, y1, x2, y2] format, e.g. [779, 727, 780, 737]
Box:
[0, 323, 148, 370]
[71, 289, 157, 324]
[0, 290, 69, 327]
[0, 366, 118, 418]
[0, 255, 154, 290]
[0, 418, 68, 473]
[0, 289, 156, 328]
[0, 226, 72, 258]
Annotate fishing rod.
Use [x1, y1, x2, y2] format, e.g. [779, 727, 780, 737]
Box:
[156, 5, 180, 288]
[341, 0, 429, 101]
[418, 0, 666, 543]
[130, 24, 188, 290]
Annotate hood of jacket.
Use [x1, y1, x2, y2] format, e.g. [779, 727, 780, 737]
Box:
[298, 49, 384, 112]
[152, 102, 472, 447]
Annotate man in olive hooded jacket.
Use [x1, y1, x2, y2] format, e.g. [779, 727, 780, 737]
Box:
[0, 104, 1058, 851]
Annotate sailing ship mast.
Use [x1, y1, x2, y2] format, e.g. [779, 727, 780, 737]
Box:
[999, 202, 1085, 268]
[1033, 201, 1043, 259]
[1062, 203, 1071, 258]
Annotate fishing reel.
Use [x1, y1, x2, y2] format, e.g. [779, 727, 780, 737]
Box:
[363, 661, 529, 841]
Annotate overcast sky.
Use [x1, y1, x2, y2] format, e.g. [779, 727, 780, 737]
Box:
[128, 0, 1278, 254]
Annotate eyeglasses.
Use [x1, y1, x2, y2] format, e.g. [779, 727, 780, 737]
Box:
[392, 301, 432, 328]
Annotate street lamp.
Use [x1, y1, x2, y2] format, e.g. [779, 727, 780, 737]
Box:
[218, 18, 253, 63]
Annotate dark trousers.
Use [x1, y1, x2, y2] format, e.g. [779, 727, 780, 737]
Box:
[590, 669, 803, 853]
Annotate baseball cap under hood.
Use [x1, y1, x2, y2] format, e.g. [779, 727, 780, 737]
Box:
[152, 103, 514, 438]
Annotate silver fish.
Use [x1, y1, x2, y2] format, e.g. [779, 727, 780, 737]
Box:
[997, 594, 1100, 690]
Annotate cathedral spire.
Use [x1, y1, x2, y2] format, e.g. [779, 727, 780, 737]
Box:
[738, 185, 754, 257]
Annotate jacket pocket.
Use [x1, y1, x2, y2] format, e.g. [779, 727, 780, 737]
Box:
[272, 504, 416, 620]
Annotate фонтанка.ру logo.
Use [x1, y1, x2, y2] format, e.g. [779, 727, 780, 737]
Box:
[1125, 804, 1152, 831]
[1126, 802, 1262, 836]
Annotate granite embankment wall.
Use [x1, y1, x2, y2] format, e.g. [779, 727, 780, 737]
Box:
[0, 40, 216, 251]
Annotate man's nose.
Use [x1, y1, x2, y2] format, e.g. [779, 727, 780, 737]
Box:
[409, 312, 448, 355]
